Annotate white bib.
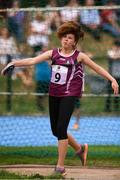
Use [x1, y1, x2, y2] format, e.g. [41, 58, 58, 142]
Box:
[51, 65, 68, 85]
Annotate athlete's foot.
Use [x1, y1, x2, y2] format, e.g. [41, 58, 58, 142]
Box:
[76, 144, 88, 166]
[54, 167, 67, 177]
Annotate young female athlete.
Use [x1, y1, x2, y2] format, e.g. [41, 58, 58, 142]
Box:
[1, 21, 119, 176]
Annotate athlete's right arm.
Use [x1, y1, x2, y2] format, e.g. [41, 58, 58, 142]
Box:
[12, 50, 52, 67]
[1, 50, 53, 75]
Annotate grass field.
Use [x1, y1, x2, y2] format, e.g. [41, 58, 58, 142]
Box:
[0, 170, 63, 179]
[0, 93, 119, 115]
[0, 146, 120, 168]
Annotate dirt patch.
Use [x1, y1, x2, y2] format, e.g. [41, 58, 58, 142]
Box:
[0, 165, 120, 180]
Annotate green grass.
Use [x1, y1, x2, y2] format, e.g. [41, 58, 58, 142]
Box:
[0, 170, 64, 179]
[0, 93, 119, 115]
[0, 146, 120, 168]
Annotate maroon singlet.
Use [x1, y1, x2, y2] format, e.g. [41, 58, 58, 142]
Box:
[49, 48, 84, 97]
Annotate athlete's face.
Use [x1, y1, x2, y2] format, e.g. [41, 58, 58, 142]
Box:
[61, 33, 76, 49]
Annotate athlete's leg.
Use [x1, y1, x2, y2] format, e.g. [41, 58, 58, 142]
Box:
[56, 96, 76, 168]
[57, 139, 68, 168]
[49, 96, 60, 137]
[68, 133, 88, 166]
[68, 133, 80, 151]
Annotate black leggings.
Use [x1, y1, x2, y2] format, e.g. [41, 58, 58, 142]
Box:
[49, 95, 77, 140]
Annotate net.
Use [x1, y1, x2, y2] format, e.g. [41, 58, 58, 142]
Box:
[0, 4, 120, 167]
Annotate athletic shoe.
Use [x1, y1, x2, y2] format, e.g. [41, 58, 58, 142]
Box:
[76, 143, 88, 166]
[54, 167, 67, 177]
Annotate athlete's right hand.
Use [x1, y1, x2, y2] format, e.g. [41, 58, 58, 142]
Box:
[1, 62, 15, 76]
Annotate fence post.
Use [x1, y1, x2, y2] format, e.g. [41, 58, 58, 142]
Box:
[104, 58, 112, 112]
[6, 54, 12, 112]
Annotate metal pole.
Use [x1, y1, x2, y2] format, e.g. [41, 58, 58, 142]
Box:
[6, 54, 12, 112]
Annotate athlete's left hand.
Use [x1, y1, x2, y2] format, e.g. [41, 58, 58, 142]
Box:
[111, 80, 119, 95]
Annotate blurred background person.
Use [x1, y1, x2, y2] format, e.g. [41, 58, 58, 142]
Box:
[7, 0, 25, 44]
[60, 0, 79, 23]
[34, 54, 51, 112]
[46, 0, 61, 32]
[100, 0, 120, 38]
[105, 38, 120, 111]
[80, 0, 101, 41]
[27, 12, 51, 111]
[72, 71, 85, 130]
[0, 27, 18, 65]
[27, 12, 51, 55]
[0, 27, 32, 87]
[72, 98, 81, 130]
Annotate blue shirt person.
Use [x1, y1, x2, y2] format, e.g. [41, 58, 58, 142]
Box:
[34, 61, 51, 111]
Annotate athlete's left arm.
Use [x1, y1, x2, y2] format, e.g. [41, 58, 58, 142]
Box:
[77, 52, 119, 95]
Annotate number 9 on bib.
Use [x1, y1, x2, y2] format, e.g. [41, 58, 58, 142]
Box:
[51, 65, 68, 85]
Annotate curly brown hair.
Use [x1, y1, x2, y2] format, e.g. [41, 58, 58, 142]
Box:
[57, 21, 84, 44]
